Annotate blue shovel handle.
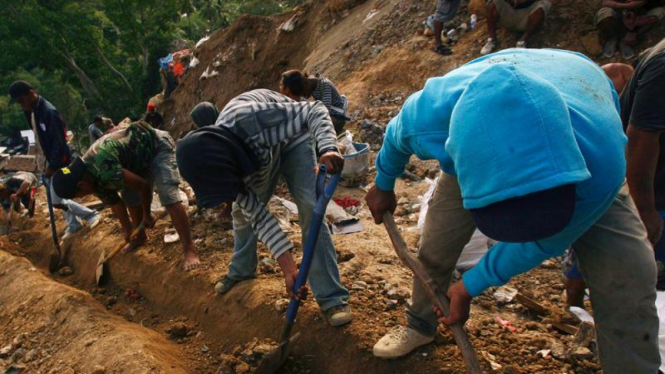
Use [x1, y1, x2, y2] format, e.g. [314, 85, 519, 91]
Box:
[284, 165, 341, 325]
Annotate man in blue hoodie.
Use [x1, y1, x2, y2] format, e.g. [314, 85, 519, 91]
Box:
[366, 49, 659, 373]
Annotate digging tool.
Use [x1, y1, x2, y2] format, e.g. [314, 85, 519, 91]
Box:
[43, 175, 62, 273]
[0, 201, 16, 236]
[255, 165, 341, 374]
[382, 212, 483, 374]
[95, 225, 145, 285]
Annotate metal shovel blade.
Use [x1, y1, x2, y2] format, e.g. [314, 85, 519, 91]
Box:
[49, 249, 61, 273]
[95, 251, 106, 285]
[254, 332, 302, 374]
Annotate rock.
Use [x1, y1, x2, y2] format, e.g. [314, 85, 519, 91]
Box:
[503, 365, 522, 374]
[274, 298, 289, 313]
[11, 348, 26, 362]
[0, 345, 12, 358]
[468, 0, 487, 19]
[168, 322, 189, 339]
[91, 366, 106, 374]
[218, 354, 241, 373]
[397, 197, 409, 205]
[22, 349, 38, 363]
[4, 365, 26, 374]
[234, 362, 250, 374]
[385, 300, 399, 311]
[581, 31, 602, 57]
[572, 346, 594, 360]
[58, 266, 73, 276]
[202, 345, 209, 353]
[352, 281, 368, 290]
[61, 367, 76, 374]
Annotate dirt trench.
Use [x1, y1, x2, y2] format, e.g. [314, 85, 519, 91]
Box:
[0, 243, 191, 373]
[6, 190, 459, 374]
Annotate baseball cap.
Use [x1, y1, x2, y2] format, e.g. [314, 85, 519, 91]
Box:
[52, 157, 87, 199]
[9, 80, 34, 103]
[469, 184, 576, 243]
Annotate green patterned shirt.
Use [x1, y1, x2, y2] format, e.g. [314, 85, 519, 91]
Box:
[83, 121, 157, 204]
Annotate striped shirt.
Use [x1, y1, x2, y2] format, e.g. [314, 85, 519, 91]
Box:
[217, 89, 338, 258]
[311, 75, 345, 111]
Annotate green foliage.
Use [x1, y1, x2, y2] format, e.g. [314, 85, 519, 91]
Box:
[0, 0, 305, 139]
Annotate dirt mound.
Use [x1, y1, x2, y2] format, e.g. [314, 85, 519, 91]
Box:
[0, 242, 191, 373]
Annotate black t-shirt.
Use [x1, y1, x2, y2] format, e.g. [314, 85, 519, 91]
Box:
[620, 42, 665, 210]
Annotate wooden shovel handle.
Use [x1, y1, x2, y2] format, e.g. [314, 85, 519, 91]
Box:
[382, 212, 483, 374]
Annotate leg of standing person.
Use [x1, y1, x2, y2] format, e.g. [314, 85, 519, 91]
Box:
[572, 187, 660, 374]
[517, 1, 551, 46]
[596, 8, 622, 57]
[406, 173, 477, 336]
[47, 177, 83, 237]
[221, 160, 282, 291]
[279, 139, 350, 317]
[374, 173, 476, 358]
[482, 0, 503, 54]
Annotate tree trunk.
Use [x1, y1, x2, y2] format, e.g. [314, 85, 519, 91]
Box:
[60, 46, 103, 105]
[93, 44, 134, 93]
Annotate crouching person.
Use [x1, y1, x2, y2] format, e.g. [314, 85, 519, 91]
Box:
[0, 171, 38, 217]
[51, 121, 200, 270]
[176, 89, 353, 327]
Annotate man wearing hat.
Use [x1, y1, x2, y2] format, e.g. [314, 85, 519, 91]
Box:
[176, 89, 352, 327]
[51, 121, 200, 271]
[365, 49, 659, 373]
[8, 80, 101, 239]
[143, 102, 164, 129]
[0, 172, 38, 217]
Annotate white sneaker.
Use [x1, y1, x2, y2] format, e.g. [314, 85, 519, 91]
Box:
[516, 40, 527, 48]
[88, 213, 101, 230]
[480, 38, 496, 55]
[373, 326, 434, 359]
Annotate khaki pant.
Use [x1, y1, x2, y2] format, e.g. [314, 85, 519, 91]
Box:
[406, 173, 660, 374]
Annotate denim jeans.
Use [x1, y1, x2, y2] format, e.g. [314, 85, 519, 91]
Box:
[228, 140, 349, 311]
[44, 176, 99, 234]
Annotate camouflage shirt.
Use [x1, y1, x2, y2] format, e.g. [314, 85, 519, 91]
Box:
[83, 121, 157, 204]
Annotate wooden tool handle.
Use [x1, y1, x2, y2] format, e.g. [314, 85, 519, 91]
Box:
[382, 212, 483, 374]
[105, 226, 145, 263]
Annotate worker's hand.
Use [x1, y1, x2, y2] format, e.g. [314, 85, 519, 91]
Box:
[640, 208, 664, 246]
[284, 270, 309, 301]
[10, 194, 19, 203]
[319, 151, 345, 174]
[433, 281, 472, 326]
[365, 184, 396, 224]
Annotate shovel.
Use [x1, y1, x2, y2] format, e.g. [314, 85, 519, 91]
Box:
[43, 176, 63, 273]
[96, 225, 144, 285]
[0, 201, 16, 236]
[382, 212, 483, 374]
[255, 165, 341, 374]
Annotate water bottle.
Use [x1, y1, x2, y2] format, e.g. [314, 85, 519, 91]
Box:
[470, 14, 478, 29]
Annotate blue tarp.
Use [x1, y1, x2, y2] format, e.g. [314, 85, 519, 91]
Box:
[158, 54, 173, 70]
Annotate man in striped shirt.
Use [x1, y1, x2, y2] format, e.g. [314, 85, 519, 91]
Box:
[177, 89, 353, 326]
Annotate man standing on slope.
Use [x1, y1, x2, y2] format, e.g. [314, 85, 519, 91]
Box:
[9, 80, 101, 240]
[366, 49, 659, 373]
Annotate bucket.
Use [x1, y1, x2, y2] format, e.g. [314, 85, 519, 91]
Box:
[342, 142, 370, 187]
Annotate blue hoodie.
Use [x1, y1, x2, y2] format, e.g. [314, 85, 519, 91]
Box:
[375, 49, 627, 296]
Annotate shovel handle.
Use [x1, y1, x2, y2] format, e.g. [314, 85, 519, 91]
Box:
[42, 176, 62, 256]
[382, 212, 483, 374]
[284, 165, 341, 325]
[104, 225, 145, 264]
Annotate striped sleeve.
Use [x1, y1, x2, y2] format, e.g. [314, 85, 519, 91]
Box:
[236, 188, 293, 259]
[305, 101, 338, 153]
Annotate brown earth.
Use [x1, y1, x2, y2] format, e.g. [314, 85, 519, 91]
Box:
[5, 0, 665, 373]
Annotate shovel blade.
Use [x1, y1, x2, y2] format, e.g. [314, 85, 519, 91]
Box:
[254, 332, 301, 374]
[49, 249, 61, 273]
[95, 251, 106, 285]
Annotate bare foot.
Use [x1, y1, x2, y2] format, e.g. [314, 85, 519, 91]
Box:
[183, 250, 201, 271]
[122, 231, 148, 253]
